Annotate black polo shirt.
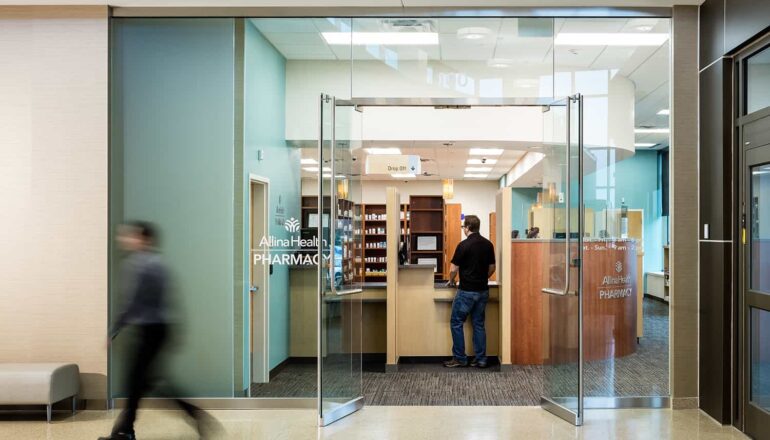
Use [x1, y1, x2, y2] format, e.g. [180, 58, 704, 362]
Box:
[451, 232, 495, 292]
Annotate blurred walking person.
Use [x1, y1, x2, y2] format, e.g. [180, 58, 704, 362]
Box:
[100, 221, 215, 440]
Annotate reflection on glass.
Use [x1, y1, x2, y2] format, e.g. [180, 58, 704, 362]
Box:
[752, 165, 770, 293]
[540, 98, 580, 415]
[554, 18, 671, 400]
[351, 18, 554, 98]
[751, 308, 770, 411]
[319, 98, 363, 421]
[747, 47, 770, 114]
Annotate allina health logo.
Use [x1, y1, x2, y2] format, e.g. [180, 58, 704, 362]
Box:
[252, 217, 328, 266]
[284, 217, 300, 233]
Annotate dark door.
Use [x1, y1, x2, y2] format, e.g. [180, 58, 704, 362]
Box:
[743, 116, 770, 439]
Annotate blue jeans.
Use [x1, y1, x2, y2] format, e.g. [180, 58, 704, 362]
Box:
[450, 289, 489, 364]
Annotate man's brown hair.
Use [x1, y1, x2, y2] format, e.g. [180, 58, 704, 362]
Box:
[464, 215, 480, 233]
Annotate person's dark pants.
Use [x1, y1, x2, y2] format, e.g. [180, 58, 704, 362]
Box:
[450, 289, 489, 364]
[113, 324, 199, 436]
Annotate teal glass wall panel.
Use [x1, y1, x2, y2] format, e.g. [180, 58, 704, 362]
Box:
[582, 150, 666, 275]
[243, 21, 300, 375]
[110, 18, 237, 397]
[511, 188, 540, 234]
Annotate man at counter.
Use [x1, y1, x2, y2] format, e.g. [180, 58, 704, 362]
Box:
[443, 215, 496, 369]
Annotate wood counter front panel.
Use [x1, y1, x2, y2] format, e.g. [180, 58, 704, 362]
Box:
[510, 240, 638, 365]
[510, 242, 545, 364]
[582, 241, 638, 361]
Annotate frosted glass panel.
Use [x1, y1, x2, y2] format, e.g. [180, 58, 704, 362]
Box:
[110, 18, 237, 397]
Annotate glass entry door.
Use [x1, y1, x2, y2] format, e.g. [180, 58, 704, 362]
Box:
[317, 94, 364, 426]
[744, 142, 770, 439]
[540, 95, 583, 425]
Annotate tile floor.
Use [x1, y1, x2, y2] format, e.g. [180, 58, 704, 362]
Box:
[0, 407, 749, 440]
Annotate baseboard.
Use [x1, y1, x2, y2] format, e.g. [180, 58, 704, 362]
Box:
[644, 293, 670, 304]
[0, 398, 108, 412]
[269, 358, 291, 380]
[671, 397, 699, 409]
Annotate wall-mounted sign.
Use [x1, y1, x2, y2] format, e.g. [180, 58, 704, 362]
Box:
[365, 155, 421, 175]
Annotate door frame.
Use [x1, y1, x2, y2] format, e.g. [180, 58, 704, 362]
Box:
[741, 144, 770, 439]
[735, 33, 770, 433]
[249, 174, 270, 387]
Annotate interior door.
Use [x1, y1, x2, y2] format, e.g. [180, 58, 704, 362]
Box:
[743, 136, 770, 439]
[540, 95, 583, 425]
[317, 94, 364, 426]
[249, 179, 269, 386]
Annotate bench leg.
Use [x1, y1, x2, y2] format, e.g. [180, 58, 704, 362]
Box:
[47, 404, 52, 423]
[72, 395, 77, 415]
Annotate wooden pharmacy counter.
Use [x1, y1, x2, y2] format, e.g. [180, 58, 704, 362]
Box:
[509, 239, 637, 365]
[288, 266, 387, 357]
[393, 265, 499, 360]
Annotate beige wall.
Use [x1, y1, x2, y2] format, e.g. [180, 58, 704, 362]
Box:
[0, 6, 109, 400]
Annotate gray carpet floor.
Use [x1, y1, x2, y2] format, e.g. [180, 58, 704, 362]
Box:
[251, 298, 669, 405]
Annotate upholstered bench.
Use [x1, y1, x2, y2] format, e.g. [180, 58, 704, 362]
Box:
[0, 363, 79, 422]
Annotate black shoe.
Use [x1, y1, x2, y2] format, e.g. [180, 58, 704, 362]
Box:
[98, 432, 135, 440]
[470, 359, 488, 368]
[443, 359, 468, 368]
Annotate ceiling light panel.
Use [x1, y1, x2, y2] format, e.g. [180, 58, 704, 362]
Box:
[464, 173, 488, 178]
[555, 33, 668, 47]
[467, 158, 497, 165]
[365, 147, 402, 155]
[635, 143, 657, 147]
[322, 32, 439, 46]
[466, 167, 493, 172]
[300, 158, 318, 165]
[391, 173, 416, 178]
[657, 109, 670, 115]
[469, 148, 504, 156]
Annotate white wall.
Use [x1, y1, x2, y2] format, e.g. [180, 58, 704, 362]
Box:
[302, 178, 499, 237]
[0, 6, 108, 400]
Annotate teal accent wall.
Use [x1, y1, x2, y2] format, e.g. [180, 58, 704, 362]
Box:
[110, 19, 237, 397]
[583, 150, 667, 277]
[511, 188, 540, 233]
[243, 22, 300, 376]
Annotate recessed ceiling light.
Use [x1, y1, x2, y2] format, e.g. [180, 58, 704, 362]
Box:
[555, 33, 668, 46]
[634, 128, 669, 134]
[365, 147, 402, 155]
[487, 58, 514, 68]
[464, 173, 488, 178]
[466, 167, 493, 172]
[391, 173, 416, 178]
[657, 109, 670, 116]
[467, 158, 497, 165]
[457, 27, 492, 40]
[300, 158, 317, 165]
[322, 32, 439, 46]
[469, 148, 504, 156]
[635, 143, 657, 147]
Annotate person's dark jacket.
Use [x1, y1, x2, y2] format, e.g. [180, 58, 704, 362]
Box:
[111, 250, 171, 338]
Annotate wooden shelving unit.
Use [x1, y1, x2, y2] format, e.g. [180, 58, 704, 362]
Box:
[409, 195, 445, 281]
[362, 204, 387, 281]
[301, 195, 358, 285]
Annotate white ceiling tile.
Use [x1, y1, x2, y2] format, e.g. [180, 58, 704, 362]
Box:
[436, 18, 500, 34]
[262, 32, 327, 45]
[555, 18, 629, 34]
[554, 46, 605, 69]
[251, 18, 320, 34]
